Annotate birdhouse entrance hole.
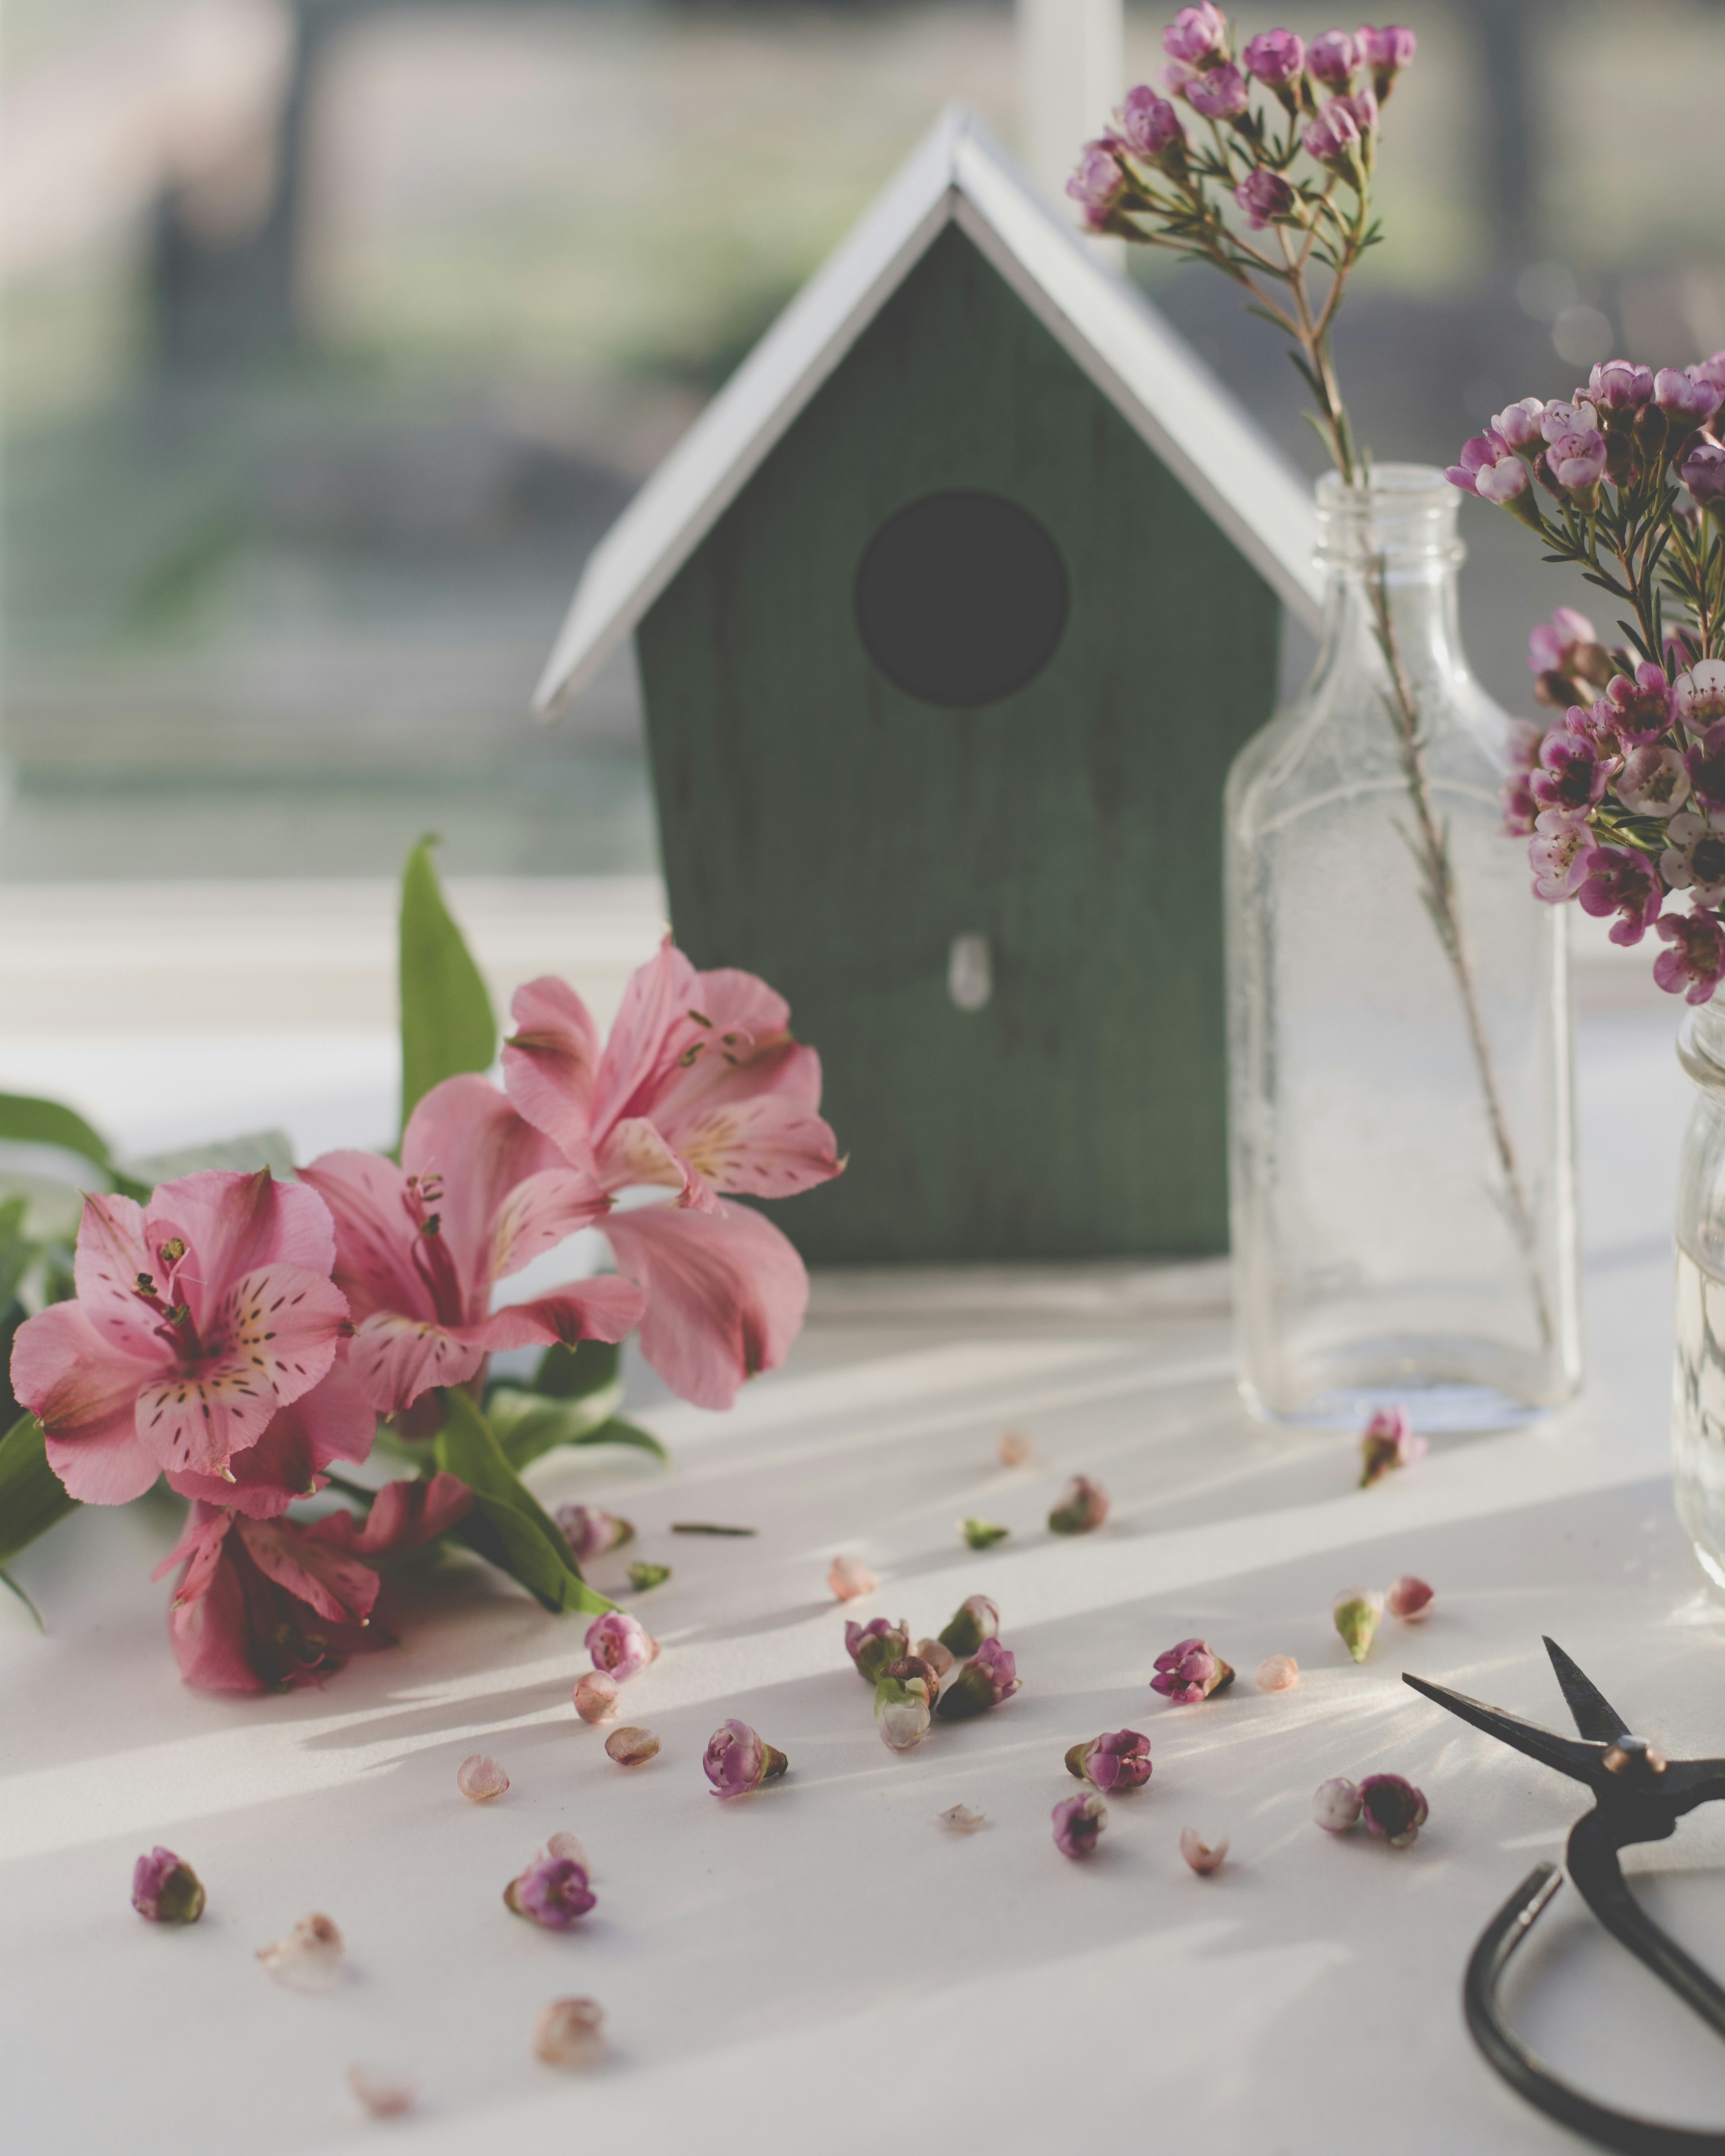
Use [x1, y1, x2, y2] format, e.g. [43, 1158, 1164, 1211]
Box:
[853, 489, 1069, 708]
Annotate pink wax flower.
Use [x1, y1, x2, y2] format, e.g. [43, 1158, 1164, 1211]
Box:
[505, 1852, 597, 1928]
[1588, 359, 1653, 419]
[584, 1610, 658, 1683]
[1681, 445, 1725, 506]
[1541, 396, 1599, 443]
[1048, 1474, 1110, 1535]
[499, 948, 842, 1410]
[1654, 907, 1725, 1005]
[1445, 430, 1529, 508]
[1162, 2, 1228, 65]
[556, 1505, 633, 1564]
[1500, 719, 1543, 837]
[9, 1168, 356, 1505]
[1359, 24, 1417, 97]
[1693, 351, 1725, 393]
[1358, 1404, 1426, 1486]
[1662, 812, 1725, 903]
[1545, 426, 1609, 503]
[1337, 88, 1379, 137]
[1052, 1792, 1108, 1858]
[1235, 169, 1296, 230]
[1577, 846, 1664, 947]
[1115, 85, 1184, 163]
[937, 1594, 1000, 1658]
[132, 1847, 205, 1923]
[1529, 731, 1609, 817]
[457, 1753, 510, 1801]
[1302, 98, 1362, 170]
[1307, 28, 1359, 86]
[1659, 369, 1724, 427]
[1603, 663, 1677, 746]
[703, 1718, 788, 1797]
[1529, 808, 1592, 902]
[1358, 1772, 1428, 1848]
[1385, 1574, 1434, 1620]
[935, 1637, 1021, 1720]
[1678, 661, 1725, 733]
[1184, 63, 1249, 120]
[1617, 745, 1690, 819]
[1150, 1637, 1234, 1704]
[1065, 1729, 1152, 1792]
[1528, 606, 1598, 673]
[1067, 142, 1125, 213]
[157, 1473, 473, 1693]
[845, 1616, 910, 1684]
[299, 1080, 640, 1420]
[1242, 28, 1305, 84]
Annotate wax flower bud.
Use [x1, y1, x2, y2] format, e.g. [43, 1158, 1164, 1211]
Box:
[1307, 27, 1359, 87]
[935, 1637, 1021, 1720]
[556, 1504, 633, 1563]
[574, 1670, 620, 1723]
[1333, 1588, 1384, 1663]
[937, 1594, 1000, 1659]
[257, 1912, 345, 1990]
[605, 1724, 661, 1767]
[1359, 1772, 1428, 1848]
[1359, 1404, 1426, 1486]
[1242, 28, 1305, 85]
[1064, 1728, 1152, 1792]
[534, 1996, 606, 2070]
[845, 1615, 911, 1684]
[703, 1718, 789, 1797]
[132, 1847, 205, 1924]
[505, 1851, 597, 1928]
[457, 1753, 510, 1801]
[1312, 1777, 1363, 1832]
[1150, 1637, 1234, 1704]
[1052, 1792, 1108, 1858]
[1114, 86, 1185, 168]
[876, 1671, 934, 1753]
[1256, 1654, 1299, 1691]
[1048, 1475, 1109, 1534]
[961, 1517, 1009, 1549]
[1359, 23, 1416, 100]
[584, 1609, 659, 1682]
[1162, 2, 1228, 66]
[1180, 1827, 1228, 1875]
[915, 1636, 956, 1678]
[1385, 1574, 1433, 1621]
[828, 1554, 877, 1602]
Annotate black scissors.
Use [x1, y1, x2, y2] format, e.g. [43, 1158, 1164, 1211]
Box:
[1404, 1638, 1725, 2155]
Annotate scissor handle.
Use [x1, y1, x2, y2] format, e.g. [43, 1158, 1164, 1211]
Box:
[1465, 1864, 1725, 2155]
[1566, 1808, 1725, 2045]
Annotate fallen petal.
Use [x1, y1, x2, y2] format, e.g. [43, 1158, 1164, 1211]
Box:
[606, 1725, 661, 1767]
[457, 1753, 510, 1801]
[574, 1671, 621, 1723]
[1180, 1827, 1228, 1875]
[1255, 1654, 1300, 1692]
[347, 2065, 416, 2119]
[1386, 1574, 1434, 1621]
[546, 1831, 588, 1868]
[828, 1554, 877, 1601]
[938, 1803, 987, 1833]
[915, 1636, 956, 1677]
[535, 1996, 606, 2070]
[999, 1430, 1033, 1466]
[257, 1912, 344, 1991]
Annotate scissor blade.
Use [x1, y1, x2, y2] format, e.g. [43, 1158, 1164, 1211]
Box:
[1542, 1636, 1631, 1744]
[1402, 1671, 1604, 1784]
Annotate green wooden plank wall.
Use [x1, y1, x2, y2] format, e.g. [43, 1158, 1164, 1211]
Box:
[637, 222, 1281, 1265]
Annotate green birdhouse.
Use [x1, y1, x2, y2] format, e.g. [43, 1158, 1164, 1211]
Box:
[536, 106, 1321, 1268]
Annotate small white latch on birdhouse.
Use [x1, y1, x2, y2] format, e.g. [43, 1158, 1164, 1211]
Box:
[947, 932, 992, 1013]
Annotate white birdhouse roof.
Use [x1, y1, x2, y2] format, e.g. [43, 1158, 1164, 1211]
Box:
[534, 102, 1322, 715]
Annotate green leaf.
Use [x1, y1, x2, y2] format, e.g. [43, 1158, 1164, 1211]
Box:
[487, 1379, 627, 1470]
[121, 1129, 296, 1190]
[0, 1199, 33, 1312]
[0, 1092, 117, 1179]
[398, 836, 497, 1139]
[0, 1413, 79, 1570]
[531, 1338, 621, 1401]
[432, 1390, 613, 1616]
[577, 1417, 669, 1462]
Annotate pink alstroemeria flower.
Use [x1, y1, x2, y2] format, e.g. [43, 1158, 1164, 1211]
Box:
[299, 1076, 643, 1416]
[501, 945, 842, 1410]
[157, 1472, 473, 1693]
[11, 1168, 355, 1504]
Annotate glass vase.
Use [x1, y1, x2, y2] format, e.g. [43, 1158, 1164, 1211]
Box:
[1673, 1006, 1725, 1584]
[1224, 465, 1582, 1429]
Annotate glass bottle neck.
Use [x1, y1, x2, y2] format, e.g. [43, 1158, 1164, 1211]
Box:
[1308, 464, 1470, 691]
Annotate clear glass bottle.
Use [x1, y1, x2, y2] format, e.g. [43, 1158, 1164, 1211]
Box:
[1674, 1005, 1725, 1583]
[1225, 465, 1582, 1429]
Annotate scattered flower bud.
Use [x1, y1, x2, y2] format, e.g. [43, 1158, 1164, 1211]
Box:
[938, 1803, 987, 1833]
[703, 1718, 789, 1796]
[1179, 1827, 1228, 1875]
[884, 1652, 941, 1704]
[1052, 1792, 1108, 1857]
[457, 1753, 510, 1801]
[584, 1609, 659, 1682]
[626, 1562, 670, 1592]
[546, 1830, 588, 1867]
[1064, 1729, 1152, 1791]
[1312, 1777, 1363, 1833]
[1333, 1589, 1385, 1664]
[257, 1912, 345, 1991]
[937, 1595, 1000, 1659]
[574, 1671, 621, 1723]
[828, 1554, 877, 1601]
[556, 1504, 634, 1563]
[999, 1430, 1033, 1466]
[534, 1996, 605, 2070]
[961, 1517, 1009, 1549]
[876, 1675, 934, 1751]
[1048, 1475, 1109, 1534]
[845, 1616, 911, 1684]
[605, 1724, 660, 1767]
[1386, 1574, 1434, 1621]
[347, 2065, 416, 2119]
[1359, 1772, 1428, 1848]
[1359, 1404, 1427, 1486]
[935, 1637, 1021, 1720]
[1150, 1637, 1234, 1704]
[505, 1851, 597, 1927]
[1255, 1655, 1299, 1692]
[131, 1847, 205, 1924]
[915, 1636, 956, 1678]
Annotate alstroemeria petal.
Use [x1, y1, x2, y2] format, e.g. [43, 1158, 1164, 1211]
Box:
[14, 1300, 162, 1503]
[502, 974, 604, 1176]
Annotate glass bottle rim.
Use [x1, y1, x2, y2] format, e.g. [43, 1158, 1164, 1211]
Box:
[1314, 463, 1463, 569]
